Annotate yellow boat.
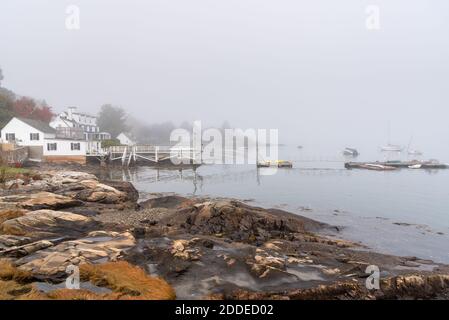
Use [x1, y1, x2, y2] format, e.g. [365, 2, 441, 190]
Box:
[257, 160, 293, 168]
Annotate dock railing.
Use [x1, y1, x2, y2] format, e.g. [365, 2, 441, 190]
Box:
[55, 127, 85, 140]
[88, 145, 198, 165]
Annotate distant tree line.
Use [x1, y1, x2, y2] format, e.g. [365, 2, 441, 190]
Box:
[96, 105, 180, 144]
[96, 104, 232, 145]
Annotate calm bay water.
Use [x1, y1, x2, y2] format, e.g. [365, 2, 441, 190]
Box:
[106, 145, 449, 263]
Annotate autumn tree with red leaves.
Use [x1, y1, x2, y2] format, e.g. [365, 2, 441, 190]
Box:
[13, 97, 54, 122]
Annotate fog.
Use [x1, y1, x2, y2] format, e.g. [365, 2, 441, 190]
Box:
[1, 0, 448, 153]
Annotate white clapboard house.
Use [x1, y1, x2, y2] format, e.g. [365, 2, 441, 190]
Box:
[0, 117, 87, 163]
[116, 132, 135, 146]
[50, 106, 111, 154]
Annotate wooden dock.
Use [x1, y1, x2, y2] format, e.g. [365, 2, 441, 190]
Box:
[87, 145, 200, 166]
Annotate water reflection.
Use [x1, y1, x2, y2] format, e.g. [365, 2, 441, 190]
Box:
[95, 146, 449, 264]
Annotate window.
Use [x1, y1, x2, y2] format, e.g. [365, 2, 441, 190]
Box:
[30, 133, 40, 141]
[47, 143, 57, 151]
[5, 133, 15, 141]
[71, 143, 81, 151]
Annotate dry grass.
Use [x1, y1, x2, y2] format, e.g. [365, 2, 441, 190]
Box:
[0, 259, 33, 283]
[0, 166, 31, 184]
[80, 261, 176, 300]
[0, 260, 176, 300]
[44, 289, 115, 300]
[0, 280, 32, 300]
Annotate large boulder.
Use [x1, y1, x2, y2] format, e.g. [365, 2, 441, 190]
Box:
[139, 195, 188, 209]
[161, 200, 327, 244]
[16, 231, 136, 279]
[0, 209, 97, 239]
[75, 180, 128, 204]
[102, 180, 139, 203]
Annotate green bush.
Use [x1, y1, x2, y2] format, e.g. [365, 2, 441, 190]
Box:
[0, 166, 30, 184]
[101, 139, 122, 148]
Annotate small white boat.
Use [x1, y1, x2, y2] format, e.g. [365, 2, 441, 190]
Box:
[408, 149, 423, 156]
[381, 144, 403, 152]
[408, 164, 422, 169]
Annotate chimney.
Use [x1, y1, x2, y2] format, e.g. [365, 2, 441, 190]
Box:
[68, 106, 76, 120]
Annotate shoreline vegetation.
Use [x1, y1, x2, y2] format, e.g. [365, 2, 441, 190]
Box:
[0, 163, 448, 300]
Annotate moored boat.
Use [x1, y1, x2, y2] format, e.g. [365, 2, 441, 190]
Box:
[345, 160, 449, 170]
[380, 144, 403, 152]
[257, 160, 293, 168]
[360, 163, 397, 171]
[343, 147, 359, 156]
[408, 149, 423, 156]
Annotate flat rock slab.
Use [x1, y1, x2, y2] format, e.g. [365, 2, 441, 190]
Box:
[0, 192, 83, 210]
[0, 234, 32, 249]
[16, 231, 136, 279]
[1, 209, 98, 239]
[0, 240, 53, 258]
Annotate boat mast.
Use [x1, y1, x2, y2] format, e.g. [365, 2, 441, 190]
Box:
[387, 121, 391, 146]
[407, 135, 413, 152]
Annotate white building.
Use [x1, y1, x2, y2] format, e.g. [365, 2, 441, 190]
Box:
[116, 132, 135, 146]
[0, 117, 87, 164]
[50, 106, 111, 154]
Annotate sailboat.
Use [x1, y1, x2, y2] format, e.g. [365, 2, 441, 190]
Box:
[406, 135, 423, 156]
[381, 123, 403, 152]
[408, 149, 423, 156]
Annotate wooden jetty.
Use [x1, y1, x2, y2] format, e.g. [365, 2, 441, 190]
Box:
[87, 145, 200, 167]
[345, 160, 449, 170]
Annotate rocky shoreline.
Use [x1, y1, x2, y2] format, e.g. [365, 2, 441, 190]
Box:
[1, 167, 449, 300]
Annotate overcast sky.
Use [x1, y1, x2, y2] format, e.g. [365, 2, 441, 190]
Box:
[1, 0, 448, 150]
